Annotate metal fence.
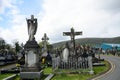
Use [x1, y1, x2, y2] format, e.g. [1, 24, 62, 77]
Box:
[52, 56, 93, 70]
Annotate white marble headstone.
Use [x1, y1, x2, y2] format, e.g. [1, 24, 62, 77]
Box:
[28, 51, 36, 67]
[62, 48, 69, 62]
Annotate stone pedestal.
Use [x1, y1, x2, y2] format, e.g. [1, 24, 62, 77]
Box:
[20, 70, 43, 79]
[20, 40, 43, 79]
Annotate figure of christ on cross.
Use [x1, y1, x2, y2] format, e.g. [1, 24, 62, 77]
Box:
[42, 33, 49, 52]
[63, 27, 82, 55]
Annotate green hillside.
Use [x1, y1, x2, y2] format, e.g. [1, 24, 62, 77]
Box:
[52, 36, 120, 48]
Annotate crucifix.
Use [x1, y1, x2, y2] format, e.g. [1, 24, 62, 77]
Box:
[63, 27, 82, 54]
[42, 33, 49, 52]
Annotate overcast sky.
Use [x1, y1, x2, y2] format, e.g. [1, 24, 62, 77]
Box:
[0, 0, 120, 44]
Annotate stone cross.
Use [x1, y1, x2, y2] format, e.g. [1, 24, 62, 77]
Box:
[42, 33, 49, 52]
[63, 27, 82, 53]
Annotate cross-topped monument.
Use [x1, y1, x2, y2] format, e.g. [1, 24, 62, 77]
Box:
[42, 33, 49, 52]
[63, 27, 82, 54]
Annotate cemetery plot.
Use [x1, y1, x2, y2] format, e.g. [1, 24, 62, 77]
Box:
[52, 60, 110, 80]
[52, 56, 92, 74]
[0, 15, 110, 80]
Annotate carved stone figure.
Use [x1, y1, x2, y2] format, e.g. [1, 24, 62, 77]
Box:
[26, 15, 37, 41]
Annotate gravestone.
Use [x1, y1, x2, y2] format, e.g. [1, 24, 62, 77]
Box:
[41, 33, 52, 66]
[92, 48, 105, 66]
[41, 33, 49, 57]
[62, 46, 69, 62]
[20, 15, 43, 80]
[42, 33, 49, 53]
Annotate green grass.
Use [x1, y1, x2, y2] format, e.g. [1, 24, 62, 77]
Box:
[93, 61, 109, 75]
[44, 67, 53, 74]
[13, 75, 20, 80]
[52, 73, 93, 80]
[0, 74, 14, 80]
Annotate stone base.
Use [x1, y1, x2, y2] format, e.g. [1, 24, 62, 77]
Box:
[20, 70, 43, 79]
[21, 67, 41, 72]
[24, 40, 40, 49]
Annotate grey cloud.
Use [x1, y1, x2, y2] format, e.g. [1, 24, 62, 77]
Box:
[97, 0, 120, 13]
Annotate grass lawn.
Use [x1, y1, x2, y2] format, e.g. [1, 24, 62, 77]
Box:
[13, 75, 21, 80]
[93, 61, 109, 75]
[44, 67, 53, 74]
[0, 74, 14, 80]
[52, 73, 93, 80]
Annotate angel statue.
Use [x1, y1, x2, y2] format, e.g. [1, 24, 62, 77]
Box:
[26, 15, 37, 41]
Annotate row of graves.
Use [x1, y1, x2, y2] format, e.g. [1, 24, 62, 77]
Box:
[0, 50, 19, 74]
[52, 28, 95, 74]
[13, 15, 104, 80]
[0, 49, 17, 65]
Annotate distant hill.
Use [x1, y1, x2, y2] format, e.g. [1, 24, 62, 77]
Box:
[52, 36, 120, 48]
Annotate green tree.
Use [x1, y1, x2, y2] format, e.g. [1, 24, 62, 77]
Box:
[5, 44, 12, 50]
[38, 41, 53, 52]
[15, 42, 21, 54]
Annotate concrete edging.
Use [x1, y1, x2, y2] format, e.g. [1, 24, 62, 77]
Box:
[3, 74, 17, 80]
[45, 74, 54, 80]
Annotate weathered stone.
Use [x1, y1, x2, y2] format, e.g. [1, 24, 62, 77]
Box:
[20, 15, 43, 80]
[20, 70, 43, 79]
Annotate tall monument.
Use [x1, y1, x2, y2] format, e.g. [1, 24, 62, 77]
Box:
[20, 15, 43, 80]
[63, 27, 82, 55]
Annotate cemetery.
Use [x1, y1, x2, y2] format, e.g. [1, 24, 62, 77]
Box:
[0, 45, 17, 66]
[0, 15, 113, 80]
[0, 14, 117, 80]
[1, 0, 120, 79]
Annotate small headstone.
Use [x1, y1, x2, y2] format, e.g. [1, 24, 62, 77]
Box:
[62, 48, 69, 62]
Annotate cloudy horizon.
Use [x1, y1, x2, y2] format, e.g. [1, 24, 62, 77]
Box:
[0, 0, 120, 44]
